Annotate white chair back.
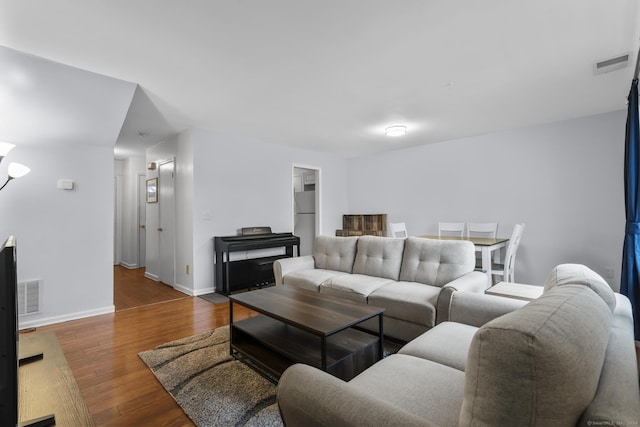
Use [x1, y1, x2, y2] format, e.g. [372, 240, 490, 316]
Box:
[438, 222, 465, 238]
[389, 222, 408, 238]
[501, 223, 526, 282]
[467, 222, 498, 239]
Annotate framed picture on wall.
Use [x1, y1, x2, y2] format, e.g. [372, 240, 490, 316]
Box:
[146, 178, 158, 203]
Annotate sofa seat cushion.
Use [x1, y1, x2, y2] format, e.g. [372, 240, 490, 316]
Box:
[283, 269, 346, 292]
[352, 236, 405, 280]
[399, 321, 477, 371]
[350, 354, 465, 427]
[399, 237, 475, 286]
[320, 274, 394, 303]
[460, 285, 613, 427]
[368, 281, 440, 328]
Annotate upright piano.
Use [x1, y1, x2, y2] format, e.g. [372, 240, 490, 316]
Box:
[214, 227, 300, 295]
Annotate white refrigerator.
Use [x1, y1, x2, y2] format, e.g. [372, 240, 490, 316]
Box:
[294, 191, 315, 256]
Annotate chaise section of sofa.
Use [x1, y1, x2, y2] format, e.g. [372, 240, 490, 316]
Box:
[277, 264, 640, 427]
[274, 235, 488, 341]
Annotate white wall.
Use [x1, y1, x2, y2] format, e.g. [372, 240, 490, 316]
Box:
[0, 143, 115, 328]
[347, 110, 626, 289]
[175, 131, 194, 293]
[117, 155, 146, 268]
[190, 128, 349, 295]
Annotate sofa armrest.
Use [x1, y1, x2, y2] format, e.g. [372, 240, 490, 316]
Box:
[579, 327, 640, 426]
[447, 291, 528, 327]
[277, 364, 437, 427]
[273, 255, 315, 286]
[436, 271, 488, 324]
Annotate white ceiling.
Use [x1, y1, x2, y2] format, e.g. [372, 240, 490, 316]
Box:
[1, 1, 639, 158]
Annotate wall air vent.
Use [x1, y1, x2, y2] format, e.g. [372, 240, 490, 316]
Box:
[18, 280, 41, 316]
[594, 53, 630, 75]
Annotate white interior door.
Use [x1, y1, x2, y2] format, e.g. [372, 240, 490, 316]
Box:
[114, 176, 122, 265]
[137, 173, 147, 268]
[158, 160, 175, 285]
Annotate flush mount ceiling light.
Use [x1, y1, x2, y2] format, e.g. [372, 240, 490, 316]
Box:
[385, 125, 407, 137]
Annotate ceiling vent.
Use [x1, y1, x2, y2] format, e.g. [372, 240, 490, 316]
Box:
[594, 53, 630, 75]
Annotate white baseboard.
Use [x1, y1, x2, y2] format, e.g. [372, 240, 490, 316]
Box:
[173, 282, 194, 296]
[168, 282, 215, 297]
[144, 271, 159, 281]
[119, 261, 140, 269]
[193, 287, 215, 296]
[18, 305, 116, 330]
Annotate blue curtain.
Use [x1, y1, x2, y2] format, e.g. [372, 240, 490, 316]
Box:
[621, 78, 640, 340]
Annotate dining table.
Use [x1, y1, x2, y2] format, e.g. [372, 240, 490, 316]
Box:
[418, 235, 510, 283]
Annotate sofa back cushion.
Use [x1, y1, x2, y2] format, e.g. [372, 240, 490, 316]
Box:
[352, 236, 405, 280]
[313, 236, 358, 273]
[459, 285, 612, 427]
[399, 237, 475, 287]
[543, 263, 616, 312]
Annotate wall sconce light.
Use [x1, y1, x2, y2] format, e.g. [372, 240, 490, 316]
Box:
[0, 142, 16, 159]
[0, 142, 31, 191]
[147, 162, 157, 170]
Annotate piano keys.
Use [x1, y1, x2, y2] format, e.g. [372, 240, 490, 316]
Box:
[214, 228, 300, 295]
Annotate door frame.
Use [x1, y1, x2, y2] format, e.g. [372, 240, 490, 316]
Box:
[158, 158, 176, 286]
[292, 164, 322, 239]
[137, 172, 147, 268]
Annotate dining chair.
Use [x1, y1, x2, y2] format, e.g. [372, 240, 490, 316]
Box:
[438, 222, 465, 238]
[491, 223, 526, 283]
[467, 222, 499, 270]
[389, 222, 408, 238]
[466, 222, 498, 239]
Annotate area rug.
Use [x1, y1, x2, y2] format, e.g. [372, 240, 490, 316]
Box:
[139, 326, 283, 427]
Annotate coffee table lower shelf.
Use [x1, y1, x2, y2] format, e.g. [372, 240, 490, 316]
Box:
[231, 315, 380, 382]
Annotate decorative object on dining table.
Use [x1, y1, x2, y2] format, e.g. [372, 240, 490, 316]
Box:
[336, 213, 387, 236]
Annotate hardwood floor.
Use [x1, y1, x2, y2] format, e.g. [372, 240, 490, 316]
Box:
[113, 266, 188, 311]
[24, 266, 256, 426]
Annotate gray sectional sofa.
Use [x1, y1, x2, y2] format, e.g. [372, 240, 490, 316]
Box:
[274, 235, 488, 341]
[277, 264, 640, 426]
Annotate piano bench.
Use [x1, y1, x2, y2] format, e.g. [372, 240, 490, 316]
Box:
[248, 255, 290, 287]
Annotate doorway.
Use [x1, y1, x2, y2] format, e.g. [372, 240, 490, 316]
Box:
[293, 165, 320, 256]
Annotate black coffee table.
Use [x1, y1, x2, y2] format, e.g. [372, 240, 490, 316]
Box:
[229, 286, 384, 382]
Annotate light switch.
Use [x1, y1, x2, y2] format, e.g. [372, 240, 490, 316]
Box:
[57, 179, 74, 190]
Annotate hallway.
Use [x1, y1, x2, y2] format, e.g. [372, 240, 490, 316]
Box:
[114, 265, 188, 311]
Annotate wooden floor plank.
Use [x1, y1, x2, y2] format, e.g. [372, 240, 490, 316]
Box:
[23, 266, 254, 426]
